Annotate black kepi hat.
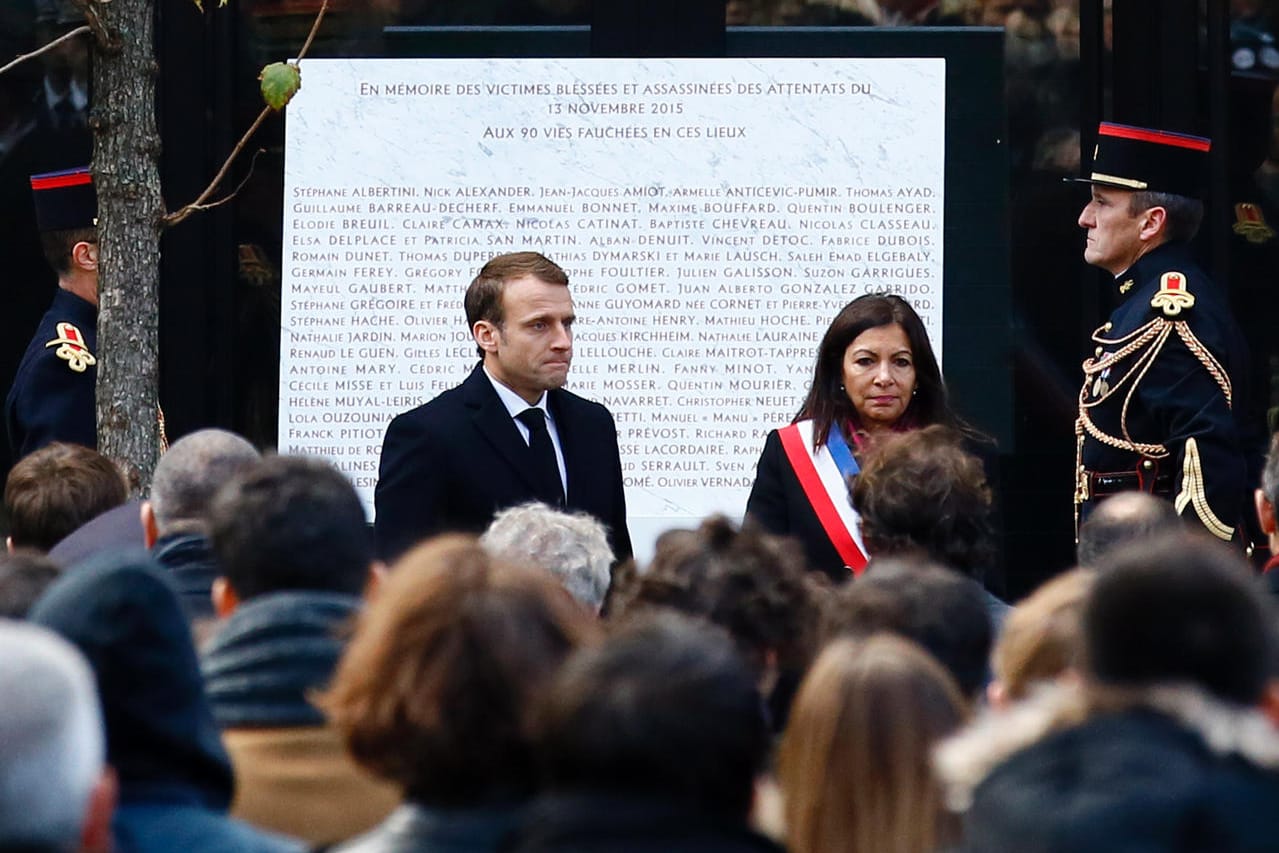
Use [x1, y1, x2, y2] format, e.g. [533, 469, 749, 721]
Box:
[30, 166, 96, 232]
[1072, 122, 1211, 200]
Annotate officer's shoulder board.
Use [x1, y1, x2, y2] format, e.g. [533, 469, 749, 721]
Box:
[1151, 270, 1195, 318]
[44, 321, 96, 373]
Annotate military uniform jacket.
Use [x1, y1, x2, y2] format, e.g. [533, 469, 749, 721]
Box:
[1076, 242, 1248, 541]
[5, 287, 97, 460]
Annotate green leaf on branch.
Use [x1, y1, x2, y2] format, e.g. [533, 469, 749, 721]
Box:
[259, 62, 301, 111]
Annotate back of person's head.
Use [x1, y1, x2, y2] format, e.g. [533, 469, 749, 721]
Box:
[851, 426, 994, 579]
[0, 620, 108, 851]
[1076, 492, 1180, 567]
[1261, 432, 1279, 508]
[1255, 432, 1279, 545]
[825, 556, 992, 702]
[28, 551, 234, 805]
[39, 227, 97, 278]
[481, 502, 613, 613]
[148, 429, 259, 537]
[1087, 534, 1273, 705]
[0, 550, 62, 619]
[5, 443, 128, 552]
[616, 516, 818, 678]
[533, 611, 770, 821]
[778, 634, 966, 853]
[991, 568, 1096, 705]
[207, 454, 371, 601]
[320, 535, 595, 807]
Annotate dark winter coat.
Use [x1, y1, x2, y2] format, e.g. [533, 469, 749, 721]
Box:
[937, 684, 1279, 852]
[27, 551, 305, 853]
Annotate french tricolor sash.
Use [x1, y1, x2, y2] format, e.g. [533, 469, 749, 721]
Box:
[778, 420, 868, 574]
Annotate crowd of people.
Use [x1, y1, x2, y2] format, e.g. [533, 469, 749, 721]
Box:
[4, 421, 1279, 851]
[3, 0, 1276, 843]
[3, 106, 1275, 847]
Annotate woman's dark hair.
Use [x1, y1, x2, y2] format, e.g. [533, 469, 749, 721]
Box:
[533, 612, 770, 821]
[612, 515, 819, 681]
[795, 293, 955, 448]
[850, 426, 995, 580]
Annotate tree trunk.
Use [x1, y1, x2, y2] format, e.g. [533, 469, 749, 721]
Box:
[90, 0, 163, 488]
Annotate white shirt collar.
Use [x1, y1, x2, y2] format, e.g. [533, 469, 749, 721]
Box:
[483, 365, 550, 420]
[44, 76, 88, 112]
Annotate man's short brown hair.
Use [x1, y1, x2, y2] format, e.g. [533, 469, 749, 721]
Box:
[39, 227, 96, 276]
[317, 534, 596, 806]
[5, 443, 128, 552]
[463, 252, 569, 357]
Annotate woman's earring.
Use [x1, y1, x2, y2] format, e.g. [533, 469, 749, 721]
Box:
[912, 388, 918, 396]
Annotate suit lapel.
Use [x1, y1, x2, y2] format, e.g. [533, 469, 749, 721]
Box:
[462, 365, 545, 495]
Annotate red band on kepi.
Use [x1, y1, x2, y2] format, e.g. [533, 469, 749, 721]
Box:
[1098, 122, 1212, 152]
[30, 169, 95, 191]
[1069, 122, 1211, 200]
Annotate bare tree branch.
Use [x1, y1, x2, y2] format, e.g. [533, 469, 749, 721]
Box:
[161, 0, 329, 230]
[0, 25, 91, 78]
[163, 148, 266, 227]
[163, 107, 270, 227]
[296, 0, 330, 62]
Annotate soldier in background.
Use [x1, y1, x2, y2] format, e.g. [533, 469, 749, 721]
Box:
[1073, 123, 1250, 543]
[5, 166, 98, 460]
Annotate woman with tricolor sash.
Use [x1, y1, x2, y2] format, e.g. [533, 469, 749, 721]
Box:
[745, 294, 963, 581]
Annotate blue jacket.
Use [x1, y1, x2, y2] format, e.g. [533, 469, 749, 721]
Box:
[5, 287, 97, 459]
[28, 551, 305, 853]
[152, 531, 220, 621]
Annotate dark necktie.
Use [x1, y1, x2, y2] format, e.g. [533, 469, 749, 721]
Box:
[516, 408, 565, 506]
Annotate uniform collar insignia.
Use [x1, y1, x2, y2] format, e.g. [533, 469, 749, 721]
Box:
[1118, 279, 1134, 294]
[1233, 202, 1275, 244]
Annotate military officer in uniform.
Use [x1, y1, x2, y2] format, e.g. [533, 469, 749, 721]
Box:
[1073, 123, 1250, 543]
[5, 166, 98, 460]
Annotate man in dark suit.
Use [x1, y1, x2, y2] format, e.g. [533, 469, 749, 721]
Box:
[374, 252, 631, 563]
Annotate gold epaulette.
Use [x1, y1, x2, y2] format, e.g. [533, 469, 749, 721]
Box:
[44, 322, 96, 373]
[1150, 270, 1194, 317]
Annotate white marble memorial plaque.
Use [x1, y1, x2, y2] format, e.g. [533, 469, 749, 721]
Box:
[280, 57, 946, 559]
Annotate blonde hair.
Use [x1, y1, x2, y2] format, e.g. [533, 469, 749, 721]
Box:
[991, 569, 1095, 702]
[778, 635, 966, 853]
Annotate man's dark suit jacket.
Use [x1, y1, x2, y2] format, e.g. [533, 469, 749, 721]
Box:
[374, 364, 632, 563]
